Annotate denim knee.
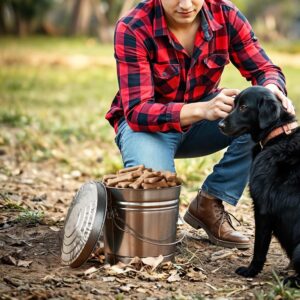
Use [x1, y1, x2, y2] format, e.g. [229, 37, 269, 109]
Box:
[115, 121, 181, 172]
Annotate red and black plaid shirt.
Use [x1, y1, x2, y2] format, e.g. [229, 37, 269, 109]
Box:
[105, 0, 286, 133]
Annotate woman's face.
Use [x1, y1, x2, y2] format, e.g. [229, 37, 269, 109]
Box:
[160, 0, 204, 26]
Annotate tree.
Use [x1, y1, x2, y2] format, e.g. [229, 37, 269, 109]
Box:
[1, 0, 52, 36]
[69, 0, 93, 35]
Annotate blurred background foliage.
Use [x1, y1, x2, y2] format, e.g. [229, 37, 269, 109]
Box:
[0, 0, 300, 42]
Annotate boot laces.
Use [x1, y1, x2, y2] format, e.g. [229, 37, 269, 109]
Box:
[214, 201, 241, 237]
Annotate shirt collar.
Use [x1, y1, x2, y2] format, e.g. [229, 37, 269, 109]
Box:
[201, 1, 223, 32]
[153, 0, 223, 38]
[153, 0, 169, 37]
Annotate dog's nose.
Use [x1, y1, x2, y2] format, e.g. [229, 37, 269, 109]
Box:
[218, 120, 226, 130]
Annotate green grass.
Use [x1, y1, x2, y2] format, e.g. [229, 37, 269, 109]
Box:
[0, 35, 114, 56]
[264, 40, 300, 55]
[0, 36, 300, 186]
[255, 271, 300, 300]
[15, 210, 45, 226]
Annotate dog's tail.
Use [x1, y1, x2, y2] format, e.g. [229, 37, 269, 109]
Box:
[292, 244, 300, 275]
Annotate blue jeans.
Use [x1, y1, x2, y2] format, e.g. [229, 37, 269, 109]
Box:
[115, 119, 255, 206]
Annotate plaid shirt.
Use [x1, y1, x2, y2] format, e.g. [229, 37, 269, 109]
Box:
[106, 0, 286, 133]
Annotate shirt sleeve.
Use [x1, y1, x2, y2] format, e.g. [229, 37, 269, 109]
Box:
[114, 21, 184, 132]
[227, 5, 287, 95]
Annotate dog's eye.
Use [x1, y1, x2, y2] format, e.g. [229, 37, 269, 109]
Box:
[239, 104, 248, 112]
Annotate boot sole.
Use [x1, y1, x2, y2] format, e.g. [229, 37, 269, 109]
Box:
[183, 211, 250, 249]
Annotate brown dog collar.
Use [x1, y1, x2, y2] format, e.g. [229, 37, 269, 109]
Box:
[260, 121, 298, 147]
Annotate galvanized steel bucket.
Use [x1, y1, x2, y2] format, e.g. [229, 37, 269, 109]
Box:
[104, 185, 181, 264]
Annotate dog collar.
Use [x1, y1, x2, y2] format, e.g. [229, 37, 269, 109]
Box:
[260, 121, 299, 147]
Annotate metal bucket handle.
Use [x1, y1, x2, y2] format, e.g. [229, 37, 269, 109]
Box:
[112, 210, 186, 246]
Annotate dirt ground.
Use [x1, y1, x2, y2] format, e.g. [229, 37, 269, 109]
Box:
[0, 154, 294, 300]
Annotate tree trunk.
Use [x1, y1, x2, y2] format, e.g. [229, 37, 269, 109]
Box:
[18, 19, 30, 37]
[91, 0, 113, 43]
[69, 0, 92, 35]
[0, 3, 7, 34]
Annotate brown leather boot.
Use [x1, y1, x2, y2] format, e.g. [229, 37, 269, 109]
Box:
[183, 191, 250, 249]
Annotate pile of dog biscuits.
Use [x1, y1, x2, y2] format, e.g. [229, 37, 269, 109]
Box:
[103, 165, 181, 189]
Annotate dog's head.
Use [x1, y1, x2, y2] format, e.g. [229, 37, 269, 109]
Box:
[219, 86, 282, 139]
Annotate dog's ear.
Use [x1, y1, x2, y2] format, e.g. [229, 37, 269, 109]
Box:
[258, 96, 281, 129]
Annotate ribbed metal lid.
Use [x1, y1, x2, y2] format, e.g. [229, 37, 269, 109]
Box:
[61, 181, 107, 268]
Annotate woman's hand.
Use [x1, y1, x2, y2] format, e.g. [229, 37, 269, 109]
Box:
[265, 83, 295, 115]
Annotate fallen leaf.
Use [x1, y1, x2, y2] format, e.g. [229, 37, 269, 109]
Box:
[92, 245, 105, 257]
[0, 174, 8, 181]
[110, 261, 128, 274]
[167, 270, 181, 283]
[119, 285, 131, 292]
[102, 276, 116, 282]
[161, 261, 173, 271]
[141, 255, 164, 271]
[115, 278, 127, 284]
[186, 268, 207, 282]
[17, 260, 33, 268]
[71, 170, 81, 178]
[107, 263, 138, 275]
[84, 266, 98, 276]
[49, 226, 60, 232]
[128, 256, 143, 270]
[139, 271, 167, 281]
[11, 168, 21, 176]
[136, 287, 148, 293]
[43, 275, 56, 283]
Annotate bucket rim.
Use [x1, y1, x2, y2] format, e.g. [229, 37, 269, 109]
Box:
[104, 183, 181, 191]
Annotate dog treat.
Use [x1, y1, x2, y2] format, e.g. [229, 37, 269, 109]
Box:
[175, 177, 183, 185]
[144, 176, 163, 184]
[131, 169, 144, 178]
[129, 170, 154, 189]
[107, 172, 134, 186]
[146, 171, 161, 177]
[167, 181, 177, 187]
[118, 165, 145, 174]
[117, 181, 132, 188]
[142, 179, 169, 189]
[106, 169, 144, 186]
[103, 165, 182, 189]
[103, 174, 118, 181]
[162, 171, 177, 181]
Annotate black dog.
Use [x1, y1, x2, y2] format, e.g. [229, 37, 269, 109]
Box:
[219, 86, 300, 287]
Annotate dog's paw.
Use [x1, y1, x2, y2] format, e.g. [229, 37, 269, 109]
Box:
[283, 275, 300, 288]
[235, 266, 258, 278]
